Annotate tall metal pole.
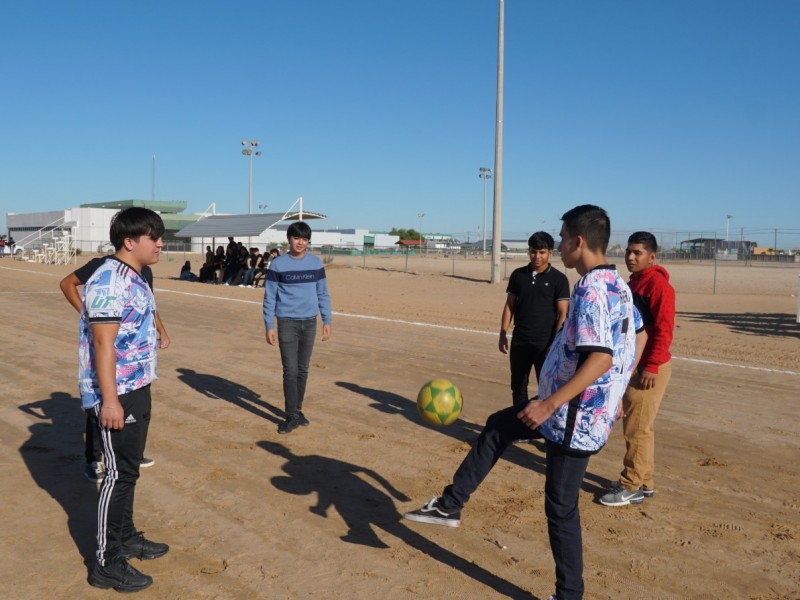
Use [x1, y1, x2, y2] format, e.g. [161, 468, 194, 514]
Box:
[418, 213, 425, 256]
[248, 152, 254, 215]
[490, 0, 504, 284]
[479, 167, 492, 256]
[241, 139, 262, 214]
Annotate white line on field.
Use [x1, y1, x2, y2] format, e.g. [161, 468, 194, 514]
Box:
[0, 269, 795, 377]
[154, 287, 800, 376]
[0, 265, 61, 276]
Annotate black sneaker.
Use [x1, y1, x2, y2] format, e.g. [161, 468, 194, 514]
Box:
[297, 411, 310, 426]
[403, 497, 461, 527]
[278, 417, 300, 434]
[642, 486, 655, 498]
[121, 532, 170, 560]
[88, 558, 153, 592]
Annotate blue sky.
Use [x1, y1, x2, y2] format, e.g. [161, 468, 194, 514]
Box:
[1, 1, 798, 245]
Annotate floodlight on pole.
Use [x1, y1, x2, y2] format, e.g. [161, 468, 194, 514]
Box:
[726, 214, 733, 242]
[479, 167, 493, 255]
[241, 139, 262, 214]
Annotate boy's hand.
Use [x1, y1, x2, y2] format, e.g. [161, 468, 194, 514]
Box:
[100, 403, 125, 430]
[498, 331, 509, 354]
[639, 370, 657, 390]
[266, 329, 277, 346]
[321, 324, 331, 341]
[517, 398, 555, 430]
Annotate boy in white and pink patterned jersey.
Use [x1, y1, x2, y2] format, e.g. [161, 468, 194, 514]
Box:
[80, 207, 170, 593]
[404, 205, 647, 600]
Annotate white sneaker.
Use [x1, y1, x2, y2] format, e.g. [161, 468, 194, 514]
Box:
[599, 485, 644, 506]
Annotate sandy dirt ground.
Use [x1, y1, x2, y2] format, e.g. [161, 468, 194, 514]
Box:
[1, 253, 798, 600]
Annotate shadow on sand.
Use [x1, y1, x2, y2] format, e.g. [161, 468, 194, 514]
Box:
[176, 367, 284, 425]
[678, 311, 800, 339]
[259, 440, 539, 599]
[19, 392, 97, 563]
[335, 381, 611, 495]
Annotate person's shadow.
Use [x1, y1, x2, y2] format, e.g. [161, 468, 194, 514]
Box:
[176, 368, 284, 425]
[19, 392, 98, 563]
[335, 381, 611, 495]
[259, 441, 538, 599]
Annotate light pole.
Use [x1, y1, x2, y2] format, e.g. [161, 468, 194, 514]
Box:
[490, 0, 505, 284]
[726, 214, 733, 242]
[479, 167, 493, 255]
[241, 139, 262, 214]
[418, 213, 425, 256]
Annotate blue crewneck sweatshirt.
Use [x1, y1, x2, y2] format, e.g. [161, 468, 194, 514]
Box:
[262, 252, 332, 331]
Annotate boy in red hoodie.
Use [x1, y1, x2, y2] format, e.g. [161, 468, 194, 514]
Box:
[600, 231, 675, 506]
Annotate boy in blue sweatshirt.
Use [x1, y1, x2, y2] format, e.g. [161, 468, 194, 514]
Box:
[263, 221, 332, 434]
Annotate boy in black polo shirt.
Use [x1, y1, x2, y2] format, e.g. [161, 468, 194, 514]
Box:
[499, 231, 570, 405]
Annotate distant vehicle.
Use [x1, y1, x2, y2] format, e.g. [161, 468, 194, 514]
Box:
[97, 242, 115, 254]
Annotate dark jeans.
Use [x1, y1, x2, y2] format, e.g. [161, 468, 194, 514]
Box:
[95, 385, 151, 566]
[277, 318, 317, 418]
[509, 341, 549, 405]
[440, 403, 590, 600]
[242, 267, 256, 286]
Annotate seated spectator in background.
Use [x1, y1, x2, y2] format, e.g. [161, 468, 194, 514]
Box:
[212, 246, 225, 283]
[180, 260, 199, 282]
[242, 247, 262, 287]
[198, 250, 215, 283]
[204, 245, 214, 266]
[254, 248, 280, 287]
[222, 247, 239, 285]
[267, 247, 280, 267]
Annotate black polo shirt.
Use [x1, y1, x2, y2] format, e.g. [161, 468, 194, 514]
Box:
[506, 263, 570, 347]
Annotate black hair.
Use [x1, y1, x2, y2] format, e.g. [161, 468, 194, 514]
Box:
[287, 221, 312, 240]
[560, 204, 610, 253]
[528, 231, 555, 250]
[627, 231, 658, 253]
[109, 207, 165, 251]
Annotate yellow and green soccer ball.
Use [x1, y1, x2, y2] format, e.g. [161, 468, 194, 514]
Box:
[417, 379, 463, 426]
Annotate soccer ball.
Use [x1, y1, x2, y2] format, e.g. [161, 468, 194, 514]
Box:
[417, 379, 463, 426]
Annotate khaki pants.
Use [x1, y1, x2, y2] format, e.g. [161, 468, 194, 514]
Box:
[619, 361, 672, 491]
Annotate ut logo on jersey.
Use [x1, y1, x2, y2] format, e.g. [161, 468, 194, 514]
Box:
[91, 295, 117, 309]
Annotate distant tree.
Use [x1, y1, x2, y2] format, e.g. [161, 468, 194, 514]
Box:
[389, 227, 421, 241]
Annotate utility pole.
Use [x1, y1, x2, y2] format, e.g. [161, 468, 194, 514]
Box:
[490, 0, 504, 284]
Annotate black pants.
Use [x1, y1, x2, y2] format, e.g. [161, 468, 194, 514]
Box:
[95, 385, 151, 566]
[85, 411, 103, 464]
[439, 403, 590, 600]
[509, 341, 549, 405]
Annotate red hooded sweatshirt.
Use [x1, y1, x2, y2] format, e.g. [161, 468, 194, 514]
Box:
[629, 264, 675, 374]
